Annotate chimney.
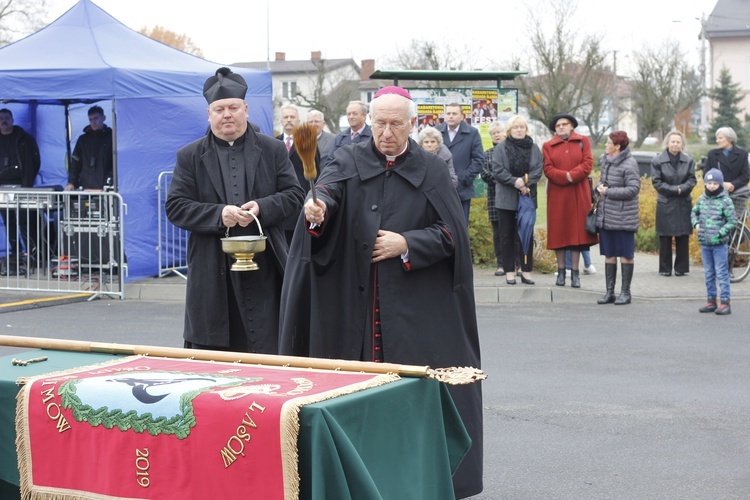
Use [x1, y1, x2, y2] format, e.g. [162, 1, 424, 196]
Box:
[311, 51, 322, 60]
[275, 52, 285, 61]
[361, 59, 375, 80]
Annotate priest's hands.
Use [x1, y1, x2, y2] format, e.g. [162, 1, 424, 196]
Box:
[222, 202, 258, 228]
[305, 199, 327, 225]
[372, 230, 407, 263]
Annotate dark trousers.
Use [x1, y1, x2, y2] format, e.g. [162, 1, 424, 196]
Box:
[498, 209, 532, 273]
[460, 199, 471, 225]
[659, 235, 690, 274]
[1, 209, 36, 259]
[490, 219, 503, 267]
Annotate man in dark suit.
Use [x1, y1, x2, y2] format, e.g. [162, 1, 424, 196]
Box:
[436, 103, 485, 224]
[277, 105, 320, 243]
[307, 109, 335, 159]
[324, 100, 371, 166]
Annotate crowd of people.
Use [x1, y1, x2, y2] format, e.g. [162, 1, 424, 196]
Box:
[6, 64, 742, 498]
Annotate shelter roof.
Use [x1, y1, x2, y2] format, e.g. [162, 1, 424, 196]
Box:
[369, 69, 526, 87]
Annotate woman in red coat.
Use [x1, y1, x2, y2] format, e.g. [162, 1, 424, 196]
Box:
[543, 113, 598, 288]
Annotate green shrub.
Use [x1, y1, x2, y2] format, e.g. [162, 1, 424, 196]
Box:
[468, 198, 495, 264]
[634, 227, 659, 253]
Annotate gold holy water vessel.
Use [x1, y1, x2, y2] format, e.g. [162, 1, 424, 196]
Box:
[220, 212, 266, 271]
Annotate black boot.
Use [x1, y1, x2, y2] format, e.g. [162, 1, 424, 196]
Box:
[699, 297, 717, 313]
[570, 269, 581, 288]
[597, 263, 617, 304]
[614, 263, 634, 305]
[715, 299, 731, 315]
[555, 268, 565, 286]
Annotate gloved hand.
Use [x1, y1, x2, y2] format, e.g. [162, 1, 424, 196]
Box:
[710, 235, 723, 245]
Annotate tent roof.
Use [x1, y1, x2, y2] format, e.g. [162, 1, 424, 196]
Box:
[0, 0, 269, 103]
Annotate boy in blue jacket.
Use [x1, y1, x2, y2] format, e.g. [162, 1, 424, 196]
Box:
[691, 168, 737, 314]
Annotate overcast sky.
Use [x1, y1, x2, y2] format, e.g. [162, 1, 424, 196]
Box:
[46, 0, 719, 76]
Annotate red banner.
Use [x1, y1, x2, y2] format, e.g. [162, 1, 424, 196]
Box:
[16, 356, 398, 500]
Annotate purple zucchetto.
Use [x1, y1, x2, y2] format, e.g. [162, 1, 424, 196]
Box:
[373, 86, 413, 101]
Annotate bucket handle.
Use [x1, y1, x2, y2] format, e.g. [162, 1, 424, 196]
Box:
[224, 210, 264, 238]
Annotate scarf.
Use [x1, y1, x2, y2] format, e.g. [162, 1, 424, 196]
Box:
[706, 185, 724, 197]
[505, 135, 533, 177]
[667, 150, 680, 168]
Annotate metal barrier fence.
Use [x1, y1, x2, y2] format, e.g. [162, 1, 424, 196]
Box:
[156, 171, 188, 279]
[0, 188, 126, 299]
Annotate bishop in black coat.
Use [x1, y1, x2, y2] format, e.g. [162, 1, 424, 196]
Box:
[279, 106, 483, 497]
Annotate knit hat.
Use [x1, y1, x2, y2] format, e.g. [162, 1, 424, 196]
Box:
[704, 168, 724, 185]
[203, 67, 247, 104]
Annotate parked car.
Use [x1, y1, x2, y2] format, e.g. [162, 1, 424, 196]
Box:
[630, 151, 659, 178]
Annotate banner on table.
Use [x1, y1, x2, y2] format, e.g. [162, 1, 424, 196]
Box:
[16, 356, 399, 500]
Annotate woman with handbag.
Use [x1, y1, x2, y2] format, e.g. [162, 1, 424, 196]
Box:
[595, 131, 641, 305]
[491, 115, 543, 285]
[651, 130, 696, 276]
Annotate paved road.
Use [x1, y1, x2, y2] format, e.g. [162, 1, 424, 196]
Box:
[1, 297, 748, 498]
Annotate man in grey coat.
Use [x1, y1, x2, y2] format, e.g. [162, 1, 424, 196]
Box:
[307, 109, 335, 159]
[166, 67, 304, 353]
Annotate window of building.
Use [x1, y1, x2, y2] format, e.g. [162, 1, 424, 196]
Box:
[282, 81, 297, 99]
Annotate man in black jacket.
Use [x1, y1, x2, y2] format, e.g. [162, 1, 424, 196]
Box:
[66, 105, 113, 191]
[0, 108, 41, 275]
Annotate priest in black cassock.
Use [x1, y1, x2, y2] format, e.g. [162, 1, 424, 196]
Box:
[279, 86, 483, 498]
[166, 67, 303, 354]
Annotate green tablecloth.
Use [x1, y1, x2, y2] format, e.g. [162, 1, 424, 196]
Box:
[0, 350, 470, 499]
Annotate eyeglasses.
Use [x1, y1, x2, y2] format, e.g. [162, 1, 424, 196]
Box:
[372, 121, 408, 131]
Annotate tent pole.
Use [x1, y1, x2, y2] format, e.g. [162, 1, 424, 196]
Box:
[110, 100, 118, 192]
[64, 102, 72, 174]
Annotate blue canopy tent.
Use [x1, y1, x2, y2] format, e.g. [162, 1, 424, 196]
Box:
[0, 0, 272, 279]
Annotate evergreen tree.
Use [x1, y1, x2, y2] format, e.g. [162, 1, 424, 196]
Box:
[708, 67, 747, 146]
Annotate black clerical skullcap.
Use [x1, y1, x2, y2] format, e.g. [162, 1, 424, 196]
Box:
[203, 67, 248, 104]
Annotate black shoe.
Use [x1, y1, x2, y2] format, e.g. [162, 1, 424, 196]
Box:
[659, 272, 671, 276]
[520, 275, 535, 285]
[494, 268, 506, 276]
[505, 277, 517, 285]
[674, 271, 686, 277]
[715, 299, 731, 315]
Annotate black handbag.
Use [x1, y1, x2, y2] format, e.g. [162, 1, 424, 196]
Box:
[585, 193, 599, 235]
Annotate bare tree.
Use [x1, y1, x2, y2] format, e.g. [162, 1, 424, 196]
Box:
[0, 0, 47, 46]
[514, 0, 611, 145]
[139, 25, 204, 58]
[292, 59, 359, 133]
[630, 41, 702, 147]
[384, 39, 480, 87]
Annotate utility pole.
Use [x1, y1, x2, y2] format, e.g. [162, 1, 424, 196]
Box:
[612, 50, 618, 132]
[698, 14, 707, 143]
